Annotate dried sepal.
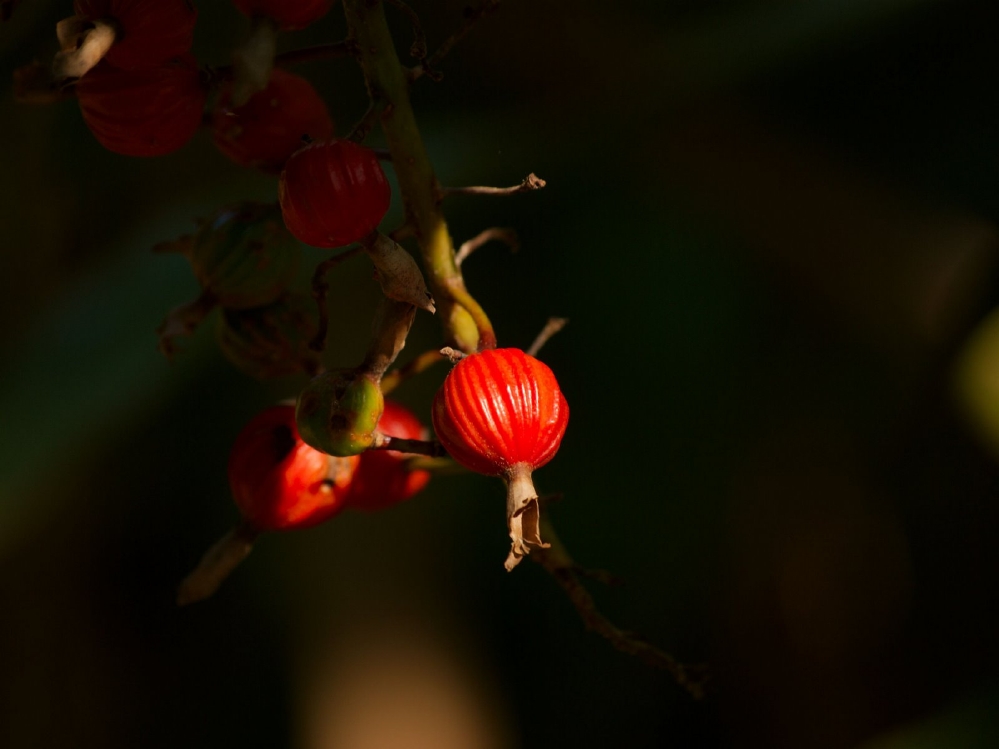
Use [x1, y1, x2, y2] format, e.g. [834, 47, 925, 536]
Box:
[503, 463, 549, 571]
[364, 232, 436, 313]
[156, 291, 217, 358]
[52, 16, 117, 80]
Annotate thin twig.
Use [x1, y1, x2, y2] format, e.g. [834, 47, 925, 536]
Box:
[389, 223, 416, 243]
[527, 317, 568, 357]
[455, 227, 519, 268]
[403, 456, 466, 474]
[213, 41, 353, 83]
[276, 41, 355, 66]
[371, 434, 446, 457]
[347, 100, 382, 142]
[384, 0, 428, 60]
[439, 173, 546, 199]
[13, 62, 76, 104]
[309, 247, 365, 352]
[381, 349, 446, 394]
[534, 513, 710, 699]
[410, 0, 502, 82]
[176, 522, 260, 606]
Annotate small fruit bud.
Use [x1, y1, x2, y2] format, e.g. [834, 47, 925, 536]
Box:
[279, 139, 391, 248]
[296, 369, 385, 457]
[216, 292, 320, 379]
[432, 348, 569, 570]
[191, 202, 301, 309]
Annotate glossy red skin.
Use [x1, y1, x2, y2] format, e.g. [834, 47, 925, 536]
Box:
[345, 400, 431, 512]
[76, 55, 206, 156]
[432, 348, 569, 476]
[278, 139, 391, 248]
[74, 0, 197, 70]
[232, 0, 333, 30]
[228, 405, 359, 531]
[212, 69, 334, 173]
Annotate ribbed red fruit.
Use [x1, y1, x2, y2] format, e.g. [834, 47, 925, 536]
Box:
[232, 0, 333, 30]
[228, 405, 360, 531]
[212, 69, 334, 173]
[432, 348, 569, 570]
[76, 55, 206, 156]
[74, 0, 197, 70]
[278, 139, 391, 248]
[345, 400, 432, 512]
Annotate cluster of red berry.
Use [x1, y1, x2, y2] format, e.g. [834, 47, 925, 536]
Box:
[70, 0, 335, 161]
[38, 0, 571, 598]
[230, 401, 430, 532]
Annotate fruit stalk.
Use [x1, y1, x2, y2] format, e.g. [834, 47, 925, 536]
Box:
[342, 0, 496, 353]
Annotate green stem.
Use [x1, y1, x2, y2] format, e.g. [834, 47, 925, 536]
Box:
[342, 0, 495, 353]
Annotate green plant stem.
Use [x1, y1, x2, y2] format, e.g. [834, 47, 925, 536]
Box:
[342, 0, 496, 353]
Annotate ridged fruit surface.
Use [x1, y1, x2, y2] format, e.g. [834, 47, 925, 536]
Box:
[232, 0, 333, 30]
[345, 401, 432, 511]
[432, 348, 569, 476]
[278, 139, 390, 248]
[191, 202, 301, 309]
[212, 69, 334, 173]
[228, 405, 359, 531]
[74, 0, 197, 70]
[76, 55, 206, 156]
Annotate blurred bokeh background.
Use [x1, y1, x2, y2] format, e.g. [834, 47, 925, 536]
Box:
[4, 0, 999, 746]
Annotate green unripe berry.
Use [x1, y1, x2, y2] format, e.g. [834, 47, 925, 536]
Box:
[295, 369, 385, 456]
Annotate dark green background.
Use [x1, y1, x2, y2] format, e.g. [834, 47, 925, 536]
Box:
[3, 1, 999, 747]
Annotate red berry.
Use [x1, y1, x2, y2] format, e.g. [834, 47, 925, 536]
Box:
[76, 55, 206, 156]
[232, 0, 333, 30]
[228, 405, 360, 531]
[278, 139, 391, 248]
[432, 348, 569, 476]
[345, 401, 432, 512]
[432, 348, 569, 570]
[212, 69, 334, 173]
[74, 0, 197, 70]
